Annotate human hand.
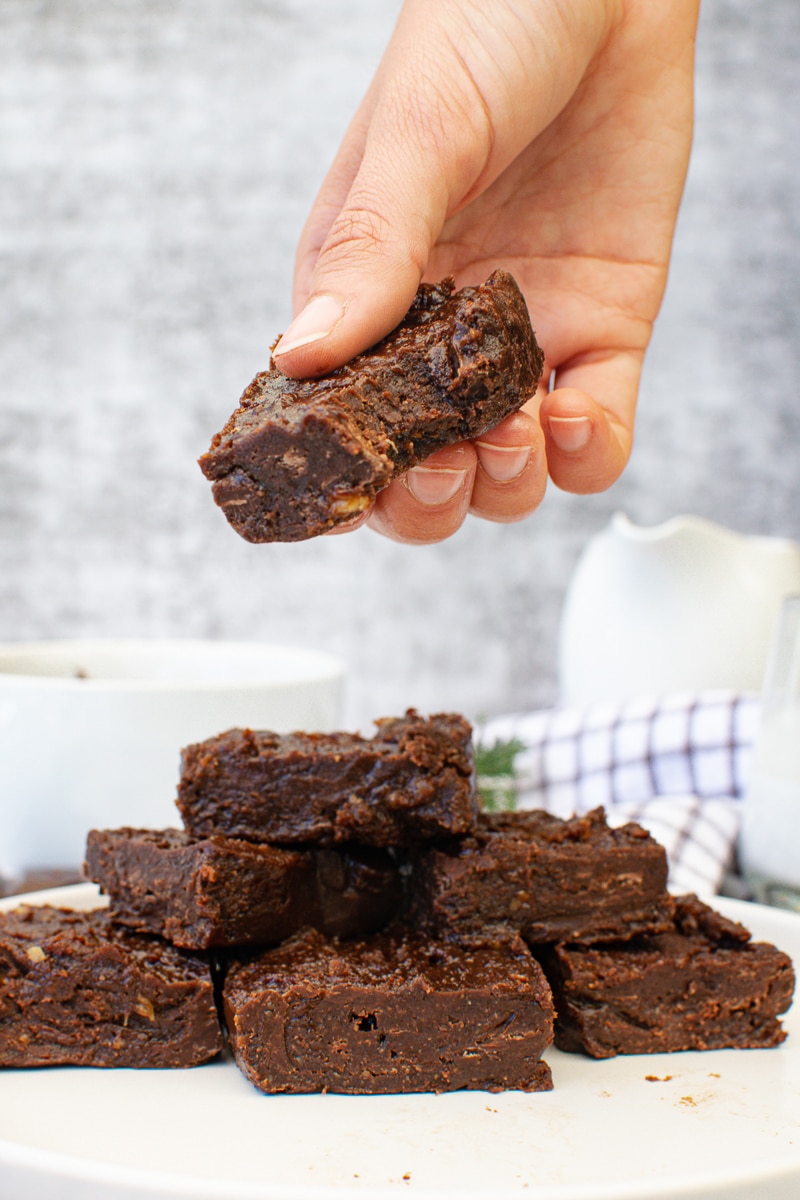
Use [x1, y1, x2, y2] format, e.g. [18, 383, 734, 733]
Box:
[273, 0, 699, 544]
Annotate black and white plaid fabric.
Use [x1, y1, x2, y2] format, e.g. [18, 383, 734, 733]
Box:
[476, 690, 759, 896]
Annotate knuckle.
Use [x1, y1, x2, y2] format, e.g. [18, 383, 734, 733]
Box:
[320, 203, 393, 266]
[317, 186, 429, 281]
[331, 209, 387, 251]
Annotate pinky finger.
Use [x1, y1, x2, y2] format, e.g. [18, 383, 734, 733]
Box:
[540, 348, 642, 494]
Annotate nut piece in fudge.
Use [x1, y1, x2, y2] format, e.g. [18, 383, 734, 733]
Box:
[410, 807, 671, 944]
[176, 710, 477, 847]
[199, 270, 545, 543]
[537, 894, 796, 1058]
[0, 905, 223, 1068]
[84, 827, 403, 949]
[222, 927, 554, 1095]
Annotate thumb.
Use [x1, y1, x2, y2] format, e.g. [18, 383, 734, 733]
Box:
[271, 2, 525, 378]
[271, 149, 445, 377]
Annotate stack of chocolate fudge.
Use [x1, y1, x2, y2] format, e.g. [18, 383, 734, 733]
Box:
[0, 712, 794, 1092]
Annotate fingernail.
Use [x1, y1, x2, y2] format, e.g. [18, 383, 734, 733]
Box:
[272, 295, 346, 357]
[547, 415, 592, 452]
[404, 466, 468, 506]
[475, 442, 532, 483]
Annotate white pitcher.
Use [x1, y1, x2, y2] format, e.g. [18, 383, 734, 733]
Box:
[558, 513, 800, 705]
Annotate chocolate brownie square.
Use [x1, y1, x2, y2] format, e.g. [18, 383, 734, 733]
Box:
[176, 710, 477, 847]
[0, 905, 223, 1068]
[199, 270, 545, 542]
[84, 826, 402, 949]
[222, 928, 554, 1094]
[538, 894, 796, 1058]
[411, 807, 671, 944]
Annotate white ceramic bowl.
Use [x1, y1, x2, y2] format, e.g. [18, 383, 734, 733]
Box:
[0, 638, 346, 878]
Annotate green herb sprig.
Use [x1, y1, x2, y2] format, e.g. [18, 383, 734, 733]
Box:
[474, 736, 525, 812]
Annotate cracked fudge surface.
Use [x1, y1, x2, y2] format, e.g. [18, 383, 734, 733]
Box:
[199, 270, 545, 542]
[176, 711, 477, 847]
[222, 927, 554, 1095]
[85, 826, 403, 949]
[411, 807, 671, 944]
[538, 894, 796, 1058]
[0, 905, 223, 1068]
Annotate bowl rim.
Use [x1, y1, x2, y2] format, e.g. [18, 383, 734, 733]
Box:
[0, 638, 347, 691]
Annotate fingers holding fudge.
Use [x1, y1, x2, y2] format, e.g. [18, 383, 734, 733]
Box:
[265, 0, 698, 537]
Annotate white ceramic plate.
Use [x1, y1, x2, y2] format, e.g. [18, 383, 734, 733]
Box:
[0, 885, 798, 1200]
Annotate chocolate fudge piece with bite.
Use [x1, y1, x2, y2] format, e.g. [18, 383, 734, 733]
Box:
[537, 894, 796, 1058]
[222, 927, 554, 1094]
[177, 710, 477, 847]
[84, 826, 403, 949]
[199, 270, 545, 542]
[0, 905, 223, 1067]
[411, 807, 671, 944]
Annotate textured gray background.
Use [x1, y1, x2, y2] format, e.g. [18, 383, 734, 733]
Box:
[1, 0, 798, 729]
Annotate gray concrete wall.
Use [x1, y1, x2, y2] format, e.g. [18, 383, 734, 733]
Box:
[1, 0, 798, 729]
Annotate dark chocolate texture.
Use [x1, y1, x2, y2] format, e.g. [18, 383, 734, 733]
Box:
[84, 826, 403, 948]
[411, 807, 671, 944]
[199, 270, 545, 541]
[0, 905, 223, 1068]
[176, 710, 477, 847]
[537, 894, 796, 1058]
[222, 927, 554, 1094]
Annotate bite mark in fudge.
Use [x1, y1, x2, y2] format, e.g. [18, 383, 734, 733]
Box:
[199, 270, 545, 542]
[84, 826, 403, 949]
[411, 807, 671, 944]
[0, 905, 223, 1068]
[222, 927, 554, 1094]
[176, 710, 477, 847]
[537, 894, 796, 1058]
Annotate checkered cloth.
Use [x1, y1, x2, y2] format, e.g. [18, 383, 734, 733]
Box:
[476, 691, 759, 896]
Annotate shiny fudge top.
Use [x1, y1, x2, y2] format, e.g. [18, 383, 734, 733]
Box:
[176, 710, 478, 847]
